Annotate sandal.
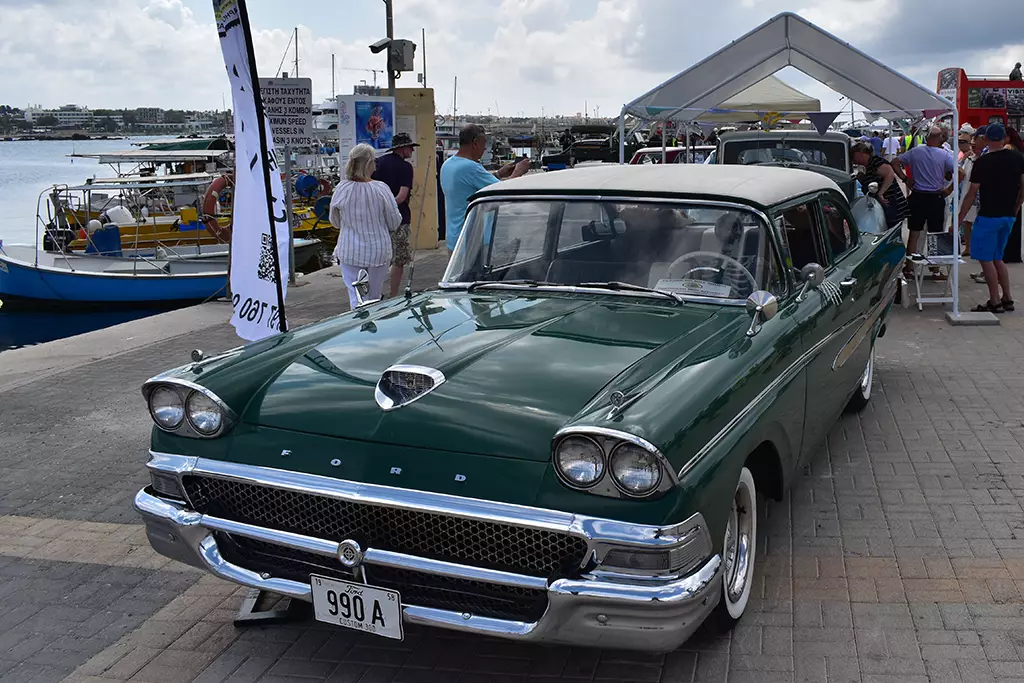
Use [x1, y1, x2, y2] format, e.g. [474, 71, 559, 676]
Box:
[931, 272, 948, 281]
[1002, 299, 1015, 311]
[973, 301, 1004, 313]
[971, 273, 987, 284]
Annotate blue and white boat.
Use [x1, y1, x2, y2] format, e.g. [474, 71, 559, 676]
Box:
[0, 242, 228, 306]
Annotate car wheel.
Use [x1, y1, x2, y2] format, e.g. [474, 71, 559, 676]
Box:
[845, 346, 875, 413]
[712, 466, 757, 629]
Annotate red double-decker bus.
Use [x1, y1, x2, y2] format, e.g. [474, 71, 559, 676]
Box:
[937, 68, 1024, 130]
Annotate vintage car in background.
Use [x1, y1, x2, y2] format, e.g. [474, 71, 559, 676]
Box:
[629, 145, 717, 165]
[717, 130, 858, 201]
[136, 165, 904, 651]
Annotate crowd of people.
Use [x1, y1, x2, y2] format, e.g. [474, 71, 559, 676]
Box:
[854, 122, 1024, 313]
[325, 117, 1024, 315]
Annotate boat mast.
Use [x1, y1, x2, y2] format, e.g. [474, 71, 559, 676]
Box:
[331, 54, 336, 100]
[453, 76, 458, 127]
[293, 27, 299, 77]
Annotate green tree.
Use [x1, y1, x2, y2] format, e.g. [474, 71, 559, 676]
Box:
[37, 114, 58, 127]
[163, 110, 187, 124]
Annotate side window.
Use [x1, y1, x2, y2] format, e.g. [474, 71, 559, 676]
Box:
[485, 202, 550, 270]
[557, 202, 606, 252]
[776, 201, 826, 272]
[821, 198, 856, 259]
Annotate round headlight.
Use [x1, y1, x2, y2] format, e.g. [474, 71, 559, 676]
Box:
[186, 391, 223, 435]
[149, 386, 184, 430]
[609, 442, 662, 495]
[555, 436, 605, 488]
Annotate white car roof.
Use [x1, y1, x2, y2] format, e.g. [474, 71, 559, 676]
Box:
[475, 163, 843, 207]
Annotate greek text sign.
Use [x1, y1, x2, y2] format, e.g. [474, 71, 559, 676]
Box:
[258, 77, 313, 148]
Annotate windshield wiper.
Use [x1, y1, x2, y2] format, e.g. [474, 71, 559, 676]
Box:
[576, 281, 683, 303]
[466, 279, 545, 292]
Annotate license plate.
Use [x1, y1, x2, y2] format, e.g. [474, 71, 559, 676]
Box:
[310, 575, 403, 640]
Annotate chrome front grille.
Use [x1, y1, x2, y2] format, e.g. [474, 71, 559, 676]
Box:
[215, 533, 549, 622]
[183, 476, 589, 578]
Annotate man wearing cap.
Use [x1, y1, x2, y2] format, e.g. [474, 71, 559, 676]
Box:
[372, 132, 418, 296]
[957, 123, 1024, 312]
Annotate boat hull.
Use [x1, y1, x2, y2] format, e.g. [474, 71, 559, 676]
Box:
[0, 252, 226, 306]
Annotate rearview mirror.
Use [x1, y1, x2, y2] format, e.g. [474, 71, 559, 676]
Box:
[796, 263, 826, 302]
[745, 290, 779, 337]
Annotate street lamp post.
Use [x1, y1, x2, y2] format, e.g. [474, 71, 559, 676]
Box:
[384, 0, 395, 97]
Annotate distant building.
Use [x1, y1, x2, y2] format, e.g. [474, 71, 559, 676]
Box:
[24, 104, 94, 127]
[353, 85, 383, 96]
[135, 107, 164, 124]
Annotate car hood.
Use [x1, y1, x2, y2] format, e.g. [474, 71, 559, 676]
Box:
[245, 291, 724, 461]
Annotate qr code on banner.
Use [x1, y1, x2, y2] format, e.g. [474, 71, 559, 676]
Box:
[257, 233, 278, 283]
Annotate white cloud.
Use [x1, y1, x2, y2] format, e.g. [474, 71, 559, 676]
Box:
[2, 0, 1023, 120]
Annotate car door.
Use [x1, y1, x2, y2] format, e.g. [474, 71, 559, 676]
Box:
[775, 195, 863, 463]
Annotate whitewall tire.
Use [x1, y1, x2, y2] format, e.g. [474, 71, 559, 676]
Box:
[846, 346, 875, 413]
[713, 466, 757, 627]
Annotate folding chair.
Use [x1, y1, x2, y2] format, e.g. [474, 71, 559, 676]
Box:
[908, 231, 963, 311]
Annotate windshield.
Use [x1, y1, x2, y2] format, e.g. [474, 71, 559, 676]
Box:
[443, 199, 780, 302]
[722, 139, 849, 171]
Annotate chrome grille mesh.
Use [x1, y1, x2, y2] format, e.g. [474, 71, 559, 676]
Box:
[378, 370, 435, 405]
[184, 476, 588, 578]
[216, 533, 548, 621]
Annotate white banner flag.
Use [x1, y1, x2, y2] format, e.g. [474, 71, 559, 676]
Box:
[214, 0, 289, 341]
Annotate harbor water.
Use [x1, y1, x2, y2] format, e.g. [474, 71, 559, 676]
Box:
[0, 137, 188, 352]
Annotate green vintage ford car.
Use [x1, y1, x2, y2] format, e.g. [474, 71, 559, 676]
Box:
[135, 164, 904, 651]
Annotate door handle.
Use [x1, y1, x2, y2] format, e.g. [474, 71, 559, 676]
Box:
[840, 278, 857, 289]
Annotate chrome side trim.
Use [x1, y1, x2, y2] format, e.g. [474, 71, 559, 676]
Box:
[677, 319, 856, 478]
[200, 512, 548, 591]
[147, 453, 707, 556]
[832, 278, 897, 371]
[374, 364, 447, 412]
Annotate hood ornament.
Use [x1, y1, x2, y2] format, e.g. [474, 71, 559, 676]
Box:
[375, 365, 446, 411]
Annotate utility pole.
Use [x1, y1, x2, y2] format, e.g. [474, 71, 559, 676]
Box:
[421, 28, 427, 88]
[384, 0, 395, 97]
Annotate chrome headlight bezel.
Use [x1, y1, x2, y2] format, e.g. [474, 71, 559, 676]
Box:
[551, 427, 677, 499]
[142, 379, 235, 439]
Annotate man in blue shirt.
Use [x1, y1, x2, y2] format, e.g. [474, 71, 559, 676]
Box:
[892, 125, 963, 260]
[869, 131, 883, 157]
[440, 124, 530, 253]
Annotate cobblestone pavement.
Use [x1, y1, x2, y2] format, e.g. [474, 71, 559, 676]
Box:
[3, 261, 1024, 682]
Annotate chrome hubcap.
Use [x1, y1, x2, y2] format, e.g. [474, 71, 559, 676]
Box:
[860, 348, 874, 397]
[724, 481, 754, 604]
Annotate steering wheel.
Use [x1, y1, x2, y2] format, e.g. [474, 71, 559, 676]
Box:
[666, 250, 758, 294]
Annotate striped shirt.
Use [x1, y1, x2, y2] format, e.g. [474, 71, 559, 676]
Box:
[330, 179, 402, 268]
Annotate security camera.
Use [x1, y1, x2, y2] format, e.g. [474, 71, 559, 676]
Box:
[368, 38, 392, 54]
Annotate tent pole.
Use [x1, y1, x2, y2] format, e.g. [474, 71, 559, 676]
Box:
[951, 108, 960, 318]
[661, 121, 667, 163]
[618, 110, 626, 164]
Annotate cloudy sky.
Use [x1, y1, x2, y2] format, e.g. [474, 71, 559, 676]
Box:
[3, 0, 1023, 117]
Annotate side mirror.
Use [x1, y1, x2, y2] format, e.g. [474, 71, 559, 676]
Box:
[867, 181, 879, 196]
[348, 269, 378, 308]
[796, 263, 826, 302]
[745, 290, 779, 337]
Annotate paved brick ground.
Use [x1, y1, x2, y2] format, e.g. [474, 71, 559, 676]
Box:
[3, 260, 1024, 682]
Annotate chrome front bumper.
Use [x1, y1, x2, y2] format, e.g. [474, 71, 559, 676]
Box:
[135, 454, 722, 651]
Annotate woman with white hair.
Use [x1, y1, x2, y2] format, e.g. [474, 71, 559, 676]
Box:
[330, 143, 402, 309]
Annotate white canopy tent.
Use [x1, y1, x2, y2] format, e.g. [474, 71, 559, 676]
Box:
[700, 75, 820, 123]
[617, 12, 964, 318]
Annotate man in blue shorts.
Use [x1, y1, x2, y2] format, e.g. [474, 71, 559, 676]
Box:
[958, 123, 1024, 312]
